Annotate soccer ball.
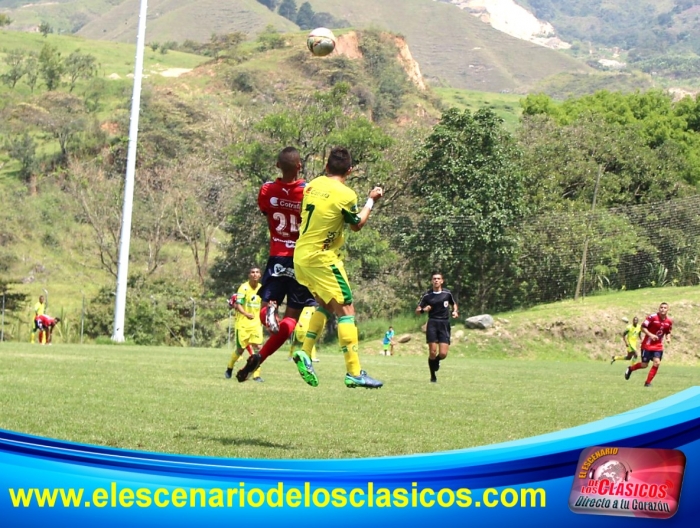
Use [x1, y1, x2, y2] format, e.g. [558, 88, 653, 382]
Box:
[307, 27, 336, 57]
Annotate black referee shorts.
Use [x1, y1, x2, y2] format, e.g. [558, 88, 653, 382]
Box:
[426, 319, 451, 345]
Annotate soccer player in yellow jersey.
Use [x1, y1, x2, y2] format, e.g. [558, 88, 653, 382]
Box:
[31, 295, 46, 344]
[293, 146, 384, 389]
[611, 316, 641, 365]
[225, 267, 264, 382]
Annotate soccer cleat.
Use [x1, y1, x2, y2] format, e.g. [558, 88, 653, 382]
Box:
[266, 302, 280, 334]
[253, 377, 264, 383]
[236, 353, 262, 383]
[430, 374, 437, 383]
[644, 383, 651, 387]
[345, 370, 383, 389]
[312, 358, 320, 363]
[625, 367, 631, 380]
[224, 368, 233, 379]
[292, 351, 319, 387]
[610, 356, 616, 365]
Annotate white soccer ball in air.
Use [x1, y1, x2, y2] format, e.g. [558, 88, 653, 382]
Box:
[307, 27, 336, 57]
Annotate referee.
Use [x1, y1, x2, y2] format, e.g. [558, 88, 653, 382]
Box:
[416, 273, 459, 383]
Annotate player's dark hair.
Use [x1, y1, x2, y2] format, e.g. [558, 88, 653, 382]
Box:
[431, 272, 443, 280]
[326, 147, 352, 176]
[277, 147, 300, 171]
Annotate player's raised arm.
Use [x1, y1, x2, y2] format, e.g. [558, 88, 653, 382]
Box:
[350, 186, 383, 232]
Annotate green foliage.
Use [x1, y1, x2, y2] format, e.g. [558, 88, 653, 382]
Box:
[84, 276, 228, 347]
[0, 48, 26, 89]
[38, 21, 53, 37]
[277, 0, 298, 22]
[257, 0, 279, 10]
[3, 132, 36, 183]
[64, 50, 97, 93]
[38, 42, 64, 91]
[402, 108, 525, 311]
[296, 2, 315, 30]
[0, 14, 12, 28]
[256, 25, 287, 51]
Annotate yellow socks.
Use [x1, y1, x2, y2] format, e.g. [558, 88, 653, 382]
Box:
[338, 315, 361, 377]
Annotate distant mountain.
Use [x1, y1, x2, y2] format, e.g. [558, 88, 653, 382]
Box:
[5, 1, 700, 88]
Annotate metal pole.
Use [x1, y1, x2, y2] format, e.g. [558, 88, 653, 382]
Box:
[80, 293, 85, 344]
[43, 288, 48, 312]
[112, 0, 149, 342]
[1, 293, 5, 343]
[190, 297, 196, 347]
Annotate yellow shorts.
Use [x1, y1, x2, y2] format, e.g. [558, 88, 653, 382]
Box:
[295, 261, 353, 305]
[236, 325, 263, 349]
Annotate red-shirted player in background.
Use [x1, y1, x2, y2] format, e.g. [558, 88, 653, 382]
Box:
[625, 302, 672, 387]
[235, 147, 318, 383]
[35, 314, 61, 345]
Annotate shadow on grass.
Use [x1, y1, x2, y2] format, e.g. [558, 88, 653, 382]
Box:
[199, 435, 293, 449]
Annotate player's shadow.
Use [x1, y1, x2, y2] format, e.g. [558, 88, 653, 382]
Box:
[199, 435, 292, 449]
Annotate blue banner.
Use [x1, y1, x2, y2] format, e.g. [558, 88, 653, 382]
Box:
[2, 387, 700, 526]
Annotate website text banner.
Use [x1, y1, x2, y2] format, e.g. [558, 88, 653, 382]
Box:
[2, 387, 700, 527]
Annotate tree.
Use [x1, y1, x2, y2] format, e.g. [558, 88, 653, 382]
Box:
[38, 43, 64, 91]
[3, 132, 37, 187]
[278, 0, 298, 21]
[256, 0, 278, 10]
[23, 53, 40, 93]
[65, 50, 97, 92]
[296, 2, 315, 29]
[0, 49, 27, 89]
[38, 21, 53, 37]
[170, 156, 238, 284]
[0, 14, 12, 27]
[403, 108, 526, 311]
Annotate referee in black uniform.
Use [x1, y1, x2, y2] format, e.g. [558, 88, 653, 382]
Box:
[416, 273, 459, 383]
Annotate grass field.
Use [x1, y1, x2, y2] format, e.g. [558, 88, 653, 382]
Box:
[1, 340, 699, 460]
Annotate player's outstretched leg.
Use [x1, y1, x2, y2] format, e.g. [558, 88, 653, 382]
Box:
[345, 370, 383, 389]
[236, 353, 262, 383]
[292, 350, 319, 387]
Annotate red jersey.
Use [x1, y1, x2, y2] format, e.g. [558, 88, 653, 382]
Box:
[641, 313, 672, 351]
[258, 178, 306, 257]
[35, 314, 57, 328]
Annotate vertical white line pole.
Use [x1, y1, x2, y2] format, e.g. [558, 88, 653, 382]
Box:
[112, 0, 148, 342]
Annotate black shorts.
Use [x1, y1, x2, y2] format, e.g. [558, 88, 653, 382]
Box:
[642, 349, 663, 363]
[426, 319, 451, 345]
[259, 256, 316, 310]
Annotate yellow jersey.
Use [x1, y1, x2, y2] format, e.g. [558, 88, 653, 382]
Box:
[294, 176, 360, 266]
[34, 302, 45, 317]
[624, 323, 642, 351]
[235, 281, 262, 330]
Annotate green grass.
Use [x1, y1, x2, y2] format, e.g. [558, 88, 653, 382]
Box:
[1, 342, 698, 460]
[433, 88, 523, 129]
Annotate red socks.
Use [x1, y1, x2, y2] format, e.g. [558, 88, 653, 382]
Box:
[630, 362, 642, 372]
[645, 366, 659, 385]
[259, 317, 296, 362]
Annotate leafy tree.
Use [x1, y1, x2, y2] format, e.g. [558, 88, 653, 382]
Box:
[38, 43, 64, 91]
[23, 53, 40, 93]
[403, 108, 525, 311]
[3, 132, 37, 186]
[296, 2, 315, 29]
[64, 50, 97, 93]
[38, 21, 53, 37]
[0, 14, 12, 27]
[256, 0, 278, 10]
[278, 0, 298, 21]
[0, 48, 27, 89]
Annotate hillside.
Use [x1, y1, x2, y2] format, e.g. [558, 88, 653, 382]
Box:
[1, 0, 590, 92]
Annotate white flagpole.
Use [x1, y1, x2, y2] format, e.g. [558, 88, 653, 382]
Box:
[112, 0, 148, 342]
